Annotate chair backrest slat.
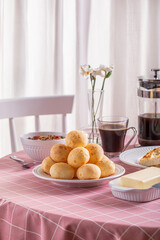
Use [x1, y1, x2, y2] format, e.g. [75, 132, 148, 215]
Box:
[62, 114, 66, 133]
[0, 96, 74, 118]
[35, 115, 40, 132]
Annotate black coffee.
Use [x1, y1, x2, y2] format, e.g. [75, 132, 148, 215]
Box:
[99, 124, 127, 153]
[138, 113, 160, 146]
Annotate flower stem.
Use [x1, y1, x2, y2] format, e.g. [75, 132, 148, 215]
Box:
[88, 71, 112, 143]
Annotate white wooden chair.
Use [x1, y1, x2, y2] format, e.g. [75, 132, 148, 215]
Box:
[0, 95, 74, 152]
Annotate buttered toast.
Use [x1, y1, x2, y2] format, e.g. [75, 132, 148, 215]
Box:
[139, 147, 160, 167]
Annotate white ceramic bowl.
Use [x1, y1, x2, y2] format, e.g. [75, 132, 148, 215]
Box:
[109, 178, 160, 202]
[20, 131, 65, 163]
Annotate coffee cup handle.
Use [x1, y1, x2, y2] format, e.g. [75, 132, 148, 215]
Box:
[122, 127, 137, 152]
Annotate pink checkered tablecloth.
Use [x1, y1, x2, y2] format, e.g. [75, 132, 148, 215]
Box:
[0, 151, 160, 240]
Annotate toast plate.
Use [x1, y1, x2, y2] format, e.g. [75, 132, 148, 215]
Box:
[32, 164, 125, 188]
[119, 146, 160, 168]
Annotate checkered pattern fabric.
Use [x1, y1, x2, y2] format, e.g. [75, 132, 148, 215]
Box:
[0, 151, 159, 240]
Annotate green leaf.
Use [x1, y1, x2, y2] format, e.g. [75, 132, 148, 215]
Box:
[105, 71, 112, 78]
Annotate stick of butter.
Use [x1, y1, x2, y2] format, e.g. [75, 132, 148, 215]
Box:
[120, 167, 160, 189]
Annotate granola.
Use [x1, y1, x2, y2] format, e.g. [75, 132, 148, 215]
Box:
[28, 135, 64, 140]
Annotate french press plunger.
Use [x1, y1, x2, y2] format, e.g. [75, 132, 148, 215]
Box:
[138, 69, 160, 146]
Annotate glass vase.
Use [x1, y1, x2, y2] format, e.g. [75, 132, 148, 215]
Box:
[87, 89, 104, 143]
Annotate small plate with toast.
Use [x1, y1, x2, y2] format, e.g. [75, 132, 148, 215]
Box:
[119, 146, 160, 168]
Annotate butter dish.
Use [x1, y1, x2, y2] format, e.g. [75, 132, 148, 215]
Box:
[109, 178, 160, 202]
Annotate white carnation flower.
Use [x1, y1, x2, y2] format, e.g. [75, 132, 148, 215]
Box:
[99, 64, 113, 73]
[80, 65, 93, 78]
[92, 67, 105, 78]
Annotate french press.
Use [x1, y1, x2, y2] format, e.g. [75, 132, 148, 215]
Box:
[138, 69, 160, 146]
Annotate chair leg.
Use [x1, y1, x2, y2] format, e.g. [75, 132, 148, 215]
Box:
[9, 118, 17, 152]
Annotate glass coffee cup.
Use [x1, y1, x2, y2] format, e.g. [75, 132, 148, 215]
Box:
[97, 116, 137, 157]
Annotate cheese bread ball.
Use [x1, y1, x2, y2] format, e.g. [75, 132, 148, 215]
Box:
[65, 130, 88, 148]
[67, 147, 90, 168]
[50, 143, 72, 163]
[41, 156, 55, 175]
[96, 155, 115, 178]
[77, 164, 101, 180]
[50, 162, 75, 180]
[85, 143, 104, 164]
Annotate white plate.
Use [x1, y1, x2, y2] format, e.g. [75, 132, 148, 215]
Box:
[119, 146, 160, 168]
[32, 164, 125, 188]
[109, 178, 160, 202]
